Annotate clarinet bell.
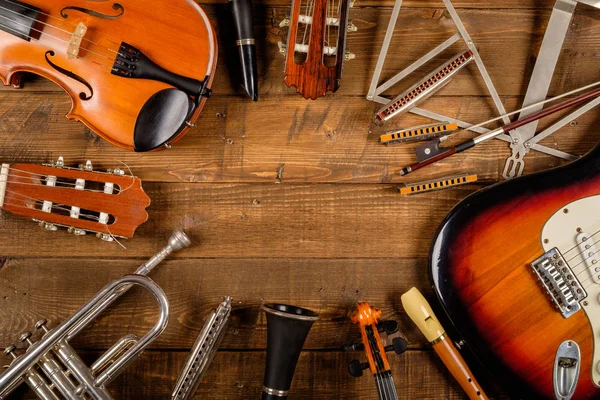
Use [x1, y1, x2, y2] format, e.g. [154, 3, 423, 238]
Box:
[261, 303, 319, 399]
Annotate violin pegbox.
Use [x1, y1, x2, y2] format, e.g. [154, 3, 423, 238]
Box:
[1, 157, 150, 241]
[277, 0, 357, 99]
[344, 302, 407, 379]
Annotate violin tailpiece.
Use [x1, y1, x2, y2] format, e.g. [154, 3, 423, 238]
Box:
[376, 50, 474, 122]
[111, 42, 209, 98]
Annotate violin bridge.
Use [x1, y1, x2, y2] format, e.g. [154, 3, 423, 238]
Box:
[67, 22, 88, 59]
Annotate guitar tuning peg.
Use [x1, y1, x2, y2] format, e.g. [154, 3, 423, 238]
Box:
[96, 232, 114, 242]
[68, 227, 87, 236]
[344, 50, 356, 61]
[348, 359, 369, 377]
[347, 21, 358, 32]
[277, 41, 287, 56]
[279, 17, 290, 28]
[38, 221, 57, 231]
[79, 160, 93, 171]
[53, 156, 65, 168]
[106, 168, 125, 176]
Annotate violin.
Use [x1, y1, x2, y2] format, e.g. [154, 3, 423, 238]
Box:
[0, 0, 217, 152]
[278, 0, 356, 100]
[345, 302, 407, 400]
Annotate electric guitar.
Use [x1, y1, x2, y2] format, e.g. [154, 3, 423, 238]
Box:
[0, 157, 150, 240]
[430, 143, 600, 399]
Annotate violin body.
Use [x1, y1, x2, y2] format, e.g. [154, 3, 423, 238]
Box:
[430, 143, 600, 398]
[0, 0, 217, 151]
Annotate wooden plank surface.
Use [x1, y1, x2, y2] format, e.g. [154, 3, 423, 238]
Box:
[0, 0, 598, 399]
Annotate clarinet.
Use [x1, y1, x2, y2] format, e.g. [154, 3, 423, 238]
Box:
[229, 0, 258, 100]
[171, 297, 232, 400]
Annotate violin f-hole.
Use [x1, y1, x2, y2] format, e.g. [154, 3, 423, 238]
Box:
[61, 4, 125, 20]
[44, 51, 94, 100]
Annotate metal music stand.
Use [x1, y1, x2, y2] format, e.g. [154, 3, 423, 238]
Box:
[367, 0, 600, 179]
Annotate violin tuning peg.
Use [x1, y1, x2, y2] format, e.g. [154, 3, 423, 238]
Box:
[384, 337, 408, 355]
[347, 21, 358, 32]
[348, 359, 369, 378]
[378, 320, 399, 335]
[342, 342, 364, 352]
[55, 156, 65, 168]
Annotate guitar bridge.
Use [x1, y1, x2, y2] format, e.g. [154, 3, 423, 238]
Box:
[531, 248, 586, 318]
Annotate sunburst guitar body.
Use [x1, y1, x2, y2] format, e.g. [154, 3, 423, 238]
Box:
[430, 143, 600, 399]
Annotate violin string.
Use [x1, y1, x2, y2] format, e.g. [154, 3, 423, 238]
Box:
[0, 5, 117, 66]
[0, 0, 122, 49]
[368, 326, 390, 400]
[0, 17, 114, 69]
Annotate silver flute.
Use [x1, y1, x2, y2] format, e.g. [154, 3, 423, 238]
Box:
[171, 297, 232, 400]
[0, 229, 191, 400]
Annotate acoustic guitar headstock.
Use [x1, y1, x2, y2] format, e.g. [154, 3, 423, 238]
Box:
[0, 157, 151, 241]
[344, 302, 407, 383]
[278, 0, 357, 99]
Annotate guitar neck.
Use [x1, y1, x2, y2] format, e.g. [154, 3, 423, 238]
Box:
[374, 371, 399, 400]
[0, 163, 8, 210]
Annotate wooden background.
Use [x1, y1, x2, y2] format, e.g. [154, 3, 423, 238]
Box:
[1, 0, 600, 398]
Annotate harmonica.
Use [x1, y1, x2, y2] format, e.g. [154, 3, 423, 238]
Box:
[380, 122, 459, 144]
[376, 50, 474, 122]
[398, 174, 477, 195]
[171, 297, 232, 400]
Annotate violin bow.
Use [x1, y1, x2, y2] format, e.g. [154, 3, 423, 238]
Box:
[399, 81, 600, 176]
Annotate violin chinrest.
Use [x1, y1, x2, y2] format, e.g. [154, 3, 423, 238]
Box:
[134, 88, 195, 152]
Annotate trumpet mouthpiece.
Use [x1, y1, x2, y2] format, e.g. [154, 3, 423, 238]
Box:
[168, 229, 191, 251]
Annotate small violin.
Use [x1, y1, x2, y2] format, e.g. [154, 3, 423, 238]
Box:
[345, 302, 407, 400]
[0, 0, 217, 151]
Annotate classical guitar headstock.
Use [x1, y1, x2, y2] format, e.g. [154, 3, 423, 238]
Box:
[0, 157, 150, 241]
[344, 302, 407, 398]
[278, 0, 357, 99]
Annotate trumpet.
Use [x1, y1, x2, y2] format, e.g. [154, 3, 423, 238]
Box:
[0, 229, 191, 399]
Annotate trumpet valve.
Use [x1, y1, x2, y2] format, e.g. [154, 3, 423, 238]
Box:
[35, 319, 50, 334]
[19, 332, 34, 347]
[3, 345, 17, 359]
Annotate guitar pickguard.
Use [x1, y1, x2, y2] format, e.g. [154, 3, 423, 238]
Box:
[541, 195, 600, 387]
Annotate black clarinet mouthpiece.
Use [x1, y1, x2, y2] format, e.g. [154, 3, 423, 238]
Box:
[261, 304, 319, 399]
[229, 0, 258, 101]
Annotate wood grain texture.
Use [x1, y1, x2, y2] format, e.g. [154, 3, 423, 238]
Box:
[4, 350, 498, 399]
[0, 182, 481, 258]
[0, 94, 597, 185]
